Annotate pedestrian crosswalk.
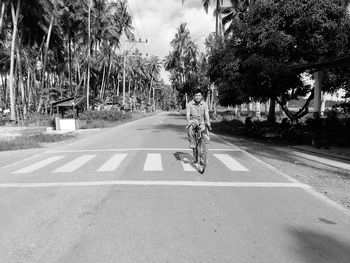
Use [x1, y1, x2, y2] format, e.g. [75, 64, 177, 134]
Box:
[213, 154, 249, 171]
[13, 156, 65, 174]
[97, 154, 127, 172]
[53, 155, 96, 173]
[181, 158, 197, 172]
[144, 154, 163, 171]
[12, 153, 250, 174]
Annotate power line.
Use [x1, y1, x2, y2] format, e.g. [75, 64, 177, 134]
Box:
[127, 4, 142, 41]
[135, 0, 148, 40]
[127, 3, 143, 54]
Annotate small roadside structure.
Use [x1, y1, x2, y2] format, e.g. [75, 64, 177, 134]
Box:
[51, 97, 86, 131]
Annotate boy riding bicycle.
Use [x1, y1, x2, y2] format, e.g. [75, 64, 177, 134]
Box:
[186, 89, 211, 149]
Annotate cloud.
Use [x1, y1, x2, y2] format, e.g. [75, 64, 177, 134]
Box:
[127, 0, 216, 83]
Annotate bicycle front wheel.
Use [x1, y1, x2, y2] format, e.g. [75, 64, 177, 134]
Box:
[197, 140, 207, 174]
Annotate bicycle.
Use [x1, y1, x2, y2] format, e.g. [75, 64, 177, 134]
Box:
[188, 120, 211, 174]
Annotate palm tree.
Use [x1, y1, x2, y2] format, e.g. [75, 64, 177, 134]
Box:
[165, 23, 200, 105]
[57, 0, 84, 96]
[182, 0, 223, 36]
[147, 56, 162, 110]
[219, 0, 256, 35]
[0, 0, 137, 117]
[170, 23, 191, 84]
[111, 0, 134, 105]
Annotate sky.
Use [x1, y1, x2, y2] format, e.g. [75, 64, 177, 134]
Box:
[126, 0, 217, 83]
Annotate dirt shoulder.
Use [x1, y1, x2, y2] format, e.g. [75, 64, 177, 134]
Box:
[215, 132, 350, 211]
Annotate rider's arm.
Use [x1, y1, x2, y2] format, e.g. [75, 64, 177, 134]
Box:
[186, 103, 191, 124]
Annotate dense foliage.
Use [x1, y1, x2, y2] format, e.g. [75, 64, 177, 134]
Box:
[79, 109, 132, 121]
[208, 0, 350, 121]
[0, 0, 167, 122]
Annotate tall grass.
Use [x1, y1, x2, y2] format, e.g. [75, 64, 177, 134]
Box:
[0, 132, 74, 151]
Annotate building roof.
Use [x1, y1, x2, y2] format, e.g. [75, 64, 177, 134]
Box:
[288, 55, 350, 72]
[51, 97, 86, 108]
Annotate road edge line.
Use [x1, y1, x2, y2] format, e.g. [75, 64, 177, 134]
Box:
[0, 181, 310, 188]
[211, 132, 350, 218]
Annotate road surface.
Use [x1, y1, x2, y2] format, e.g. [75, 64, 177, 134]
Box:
[0, 112, 349, 263]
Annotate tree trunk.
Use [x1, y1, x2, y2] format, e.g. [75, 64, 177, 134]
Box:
[0, 2, 5, 32]
[68, 34, 72, 96]
[100, 65, 106, 98]
[215, 0, 220, 37]
[128, 80, 131, 95]
[104, 55, 112, 99]
[16, 43, 27, 119]
[277, 90, 314, 123]
[8, 0, 21, 121]
[38, 14, 54, 112]
[86, 0, 92, 109]
[27, 67, 32, 107]
[267, 98, 276, 123]
[152, 85, 155, 111]
[117, 72, 120, 96]
[148, 74, 153, 104]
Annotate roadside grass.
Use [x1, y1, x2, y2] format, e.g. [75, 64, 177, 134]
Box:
[0, 131, 74, 151]
[79, 111, 157, 129]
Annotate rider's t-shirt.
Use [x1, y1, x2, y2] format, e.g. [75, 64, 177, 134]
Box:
[187, 100, 209, 123]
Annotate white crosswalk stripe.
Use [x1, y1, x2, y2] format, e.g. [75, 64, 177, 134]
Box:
[12, 156, 65, 174]
[53, 155, 96, 173]
[143, 153, 163, 171]
[213, 154, 249, 171]
[181, 158, 197, 172]
[10, 153, 250, 174]
[97, 154, 128, 172]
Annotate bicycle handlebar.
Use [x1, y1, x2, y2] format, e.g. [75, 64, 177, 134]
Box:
[187, 122, 212, 131]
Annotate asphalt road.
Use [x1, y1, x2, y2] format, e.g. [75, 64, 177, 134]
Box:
[0, 112, 349, 263]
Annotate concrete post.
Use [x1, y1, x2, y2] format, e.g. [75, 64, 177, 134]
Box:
[313, 71, 323, 114]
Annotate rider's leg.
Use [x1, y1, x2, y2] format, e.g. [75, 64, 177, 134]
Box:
[201, 126, 210, 145]
[187, 125, 195, 149]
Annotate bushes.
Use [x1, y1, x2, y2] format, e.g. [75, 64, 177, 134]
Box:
[79, 110, 132, 122]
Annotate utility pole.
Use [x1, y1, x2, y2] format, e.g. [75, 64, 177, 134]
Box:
[122, 38, 148, 106]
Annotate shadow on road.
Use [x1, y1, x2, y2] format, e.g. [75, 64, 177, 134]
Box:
[164, 112, 185, 117]
[136, 123, 226, 145]
[289, 227, 350, 263]
[173, 152, 198, 171]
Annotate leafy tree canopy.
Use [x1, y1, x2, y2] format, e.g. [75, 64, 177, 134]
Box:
[208, 0, 350, 119]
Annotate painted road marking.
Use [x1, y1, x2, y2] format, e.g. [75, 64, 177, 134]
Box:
[53, 155, 96, 173]
[214, 154, 249, 171]
[12, 156, 65, 174]
[181, 158, 197, 171]
[47, 148, 242, 153]
[97, 154, 128, 172]
[144, 153, 163, 171]
[0, 181, 311, 188]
